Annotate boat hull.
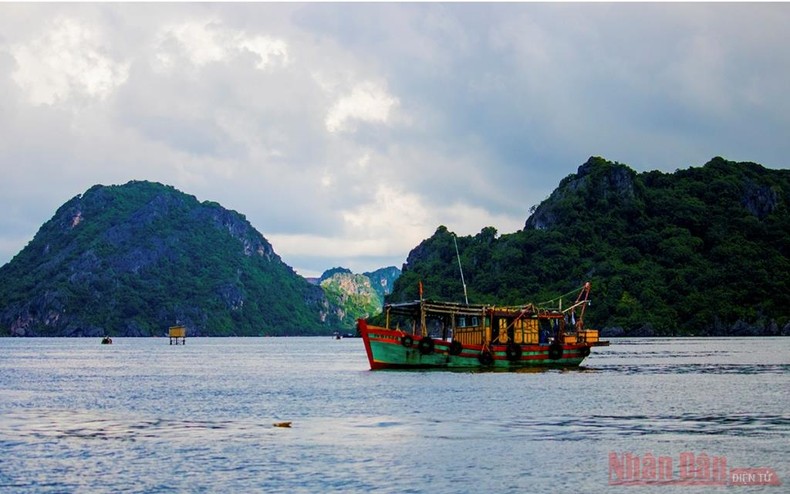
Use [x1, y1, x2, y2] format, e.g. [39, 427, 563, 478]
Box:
[360, 324, 598, 370]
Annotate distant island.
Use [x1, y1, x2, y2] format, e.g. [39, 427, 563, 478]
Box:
[310, 266, 401, 327]
[0, 156, 787, 337]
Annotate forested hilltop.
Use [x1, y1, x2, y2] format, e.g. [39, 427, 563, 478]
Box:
[388, 157, 790, 337]
[0, 181, 343, 337]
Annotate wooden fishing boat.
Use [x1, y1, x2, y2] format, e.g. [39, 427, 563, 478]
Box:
[357, 282, 608, 370]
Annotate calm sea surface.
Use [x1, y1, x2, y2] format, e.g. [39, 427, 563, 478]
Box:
[1, 337, 788, 493]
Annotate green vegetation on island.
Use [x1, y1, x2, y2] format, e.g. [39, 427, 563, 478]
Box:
[0, 181, 342, 337]
[388, 157, 790, 337]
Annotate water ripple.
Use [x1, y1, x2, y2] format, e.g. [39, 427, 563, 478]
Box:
[0, 409, 275, 444]
[413, 412, 790, 442]
[592, 363, 790, 375]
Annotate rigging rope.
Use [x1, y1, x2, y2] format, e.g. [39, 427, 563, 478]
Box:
[536, 283, 588, 308]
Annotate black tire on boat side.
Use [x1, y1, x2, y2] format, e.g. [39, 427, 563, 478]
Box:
[478, 350, 494, 366]
[448, 340, 463, 356]
[505, 342, 522, 362]
[579, 346, 591, 357]
[548, 343, 563, 360]
[418, 337, 435, 355]
[401, 335, 413, 348]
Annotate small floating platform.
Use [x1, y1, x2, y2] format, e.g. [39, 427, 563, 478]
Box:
[169, 325, 186, 345]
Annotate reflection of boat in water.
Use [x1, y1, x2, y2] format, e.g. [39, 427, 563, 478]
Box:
[358, 282, 608, 370]
[101, 336, 112, 345]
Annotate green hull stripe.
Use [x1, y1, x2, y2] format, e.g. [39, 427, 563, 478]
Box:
[369, 337, 585, 368]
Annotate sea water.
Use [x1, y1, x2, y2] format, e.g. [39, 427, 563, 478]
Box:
[0, 337, 787, 493]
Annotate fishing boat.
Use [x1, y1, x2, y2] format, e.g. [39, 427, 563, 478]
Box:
[357, 282, 608, 370]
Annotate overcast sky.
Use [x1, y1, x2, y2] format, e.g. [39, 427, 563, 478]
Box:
[1, 3, 788, 277]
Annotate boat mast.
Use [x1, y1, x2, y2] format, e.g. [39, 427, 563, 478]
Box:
[453, 233, 469, 305]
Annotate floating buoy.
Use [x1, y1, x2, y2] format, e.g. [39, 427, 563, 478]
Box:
[273, 422, 292, 428]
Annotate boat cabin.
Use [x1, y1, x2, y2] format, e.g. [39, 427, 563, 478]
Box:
[382, 300, 573, 347]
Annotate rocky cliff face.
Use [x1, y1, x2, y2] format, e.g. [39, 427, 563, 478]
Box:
[363, 266, 401, 300]
[525, 156, 639, 230]
[0, 181, 341, 336]
[318, 266, 401, 325]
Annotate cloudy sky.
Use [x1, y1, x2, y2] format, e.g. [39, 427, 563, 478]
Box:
[1, 3, 788, 277]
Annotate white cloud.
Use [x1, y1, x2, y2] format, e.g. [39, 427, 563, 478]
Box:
[325, 81, 399, 133]
[156, 19, 288, 71]
[266, 181, 526, 278]
[1, 3, 788, 277]
[10, 17, 129, 105]
[269, 183, 431, 274]
[159, 20, 227, 67]
[237, 35, 289, 69]
[343, 183, 429, 234]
